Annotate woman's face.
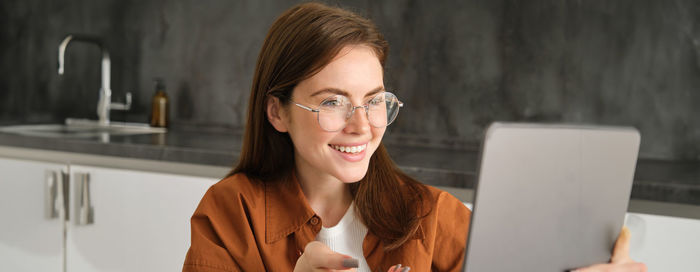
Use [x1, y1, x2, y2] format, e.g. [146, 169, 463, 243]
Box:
[281, 45, 386, 183]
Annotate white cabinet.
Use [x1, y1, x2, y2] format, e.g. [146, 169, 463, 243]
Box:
[0, 156, 218, 272]
[0, 157, 66, 272]
[66, 164, 216, 272]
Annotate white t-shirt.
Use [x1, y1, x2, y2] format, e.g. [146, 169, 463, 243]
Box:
[315, 202, 371, 272]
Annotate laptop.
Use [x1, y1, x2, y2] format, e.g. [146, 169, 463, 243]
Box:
[463, 123, 640, 272]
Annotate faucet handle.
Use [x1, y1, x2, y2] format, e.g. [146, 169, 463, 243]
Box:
[110, 92, 132, 111]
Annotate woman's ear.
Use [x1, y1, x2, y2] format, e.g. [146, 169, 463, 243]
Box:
[266, 96, 289, 132]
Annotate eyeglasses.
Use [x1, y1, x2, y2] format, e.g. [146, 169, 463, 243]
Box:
[292, 91, 404, 132]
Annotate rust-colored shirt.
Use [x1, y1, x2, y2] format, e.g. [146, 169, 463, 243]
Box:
[183, 173, 470, 271]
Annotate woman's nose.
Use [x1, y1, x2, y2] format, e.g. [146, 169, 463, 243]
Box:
[343, 106, 370, 134]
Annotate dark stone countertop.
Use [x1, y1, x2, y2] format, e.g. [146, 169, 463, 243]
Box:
[0, 125, 698, 206]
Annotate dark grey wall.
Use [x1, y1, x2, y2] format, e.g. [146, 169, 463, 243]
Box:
[2, 0, 699, 161]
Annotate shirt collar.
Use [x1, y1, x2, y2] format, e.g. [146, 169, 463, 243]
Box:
[265, 172, 316, 243]
[264, 172, 425, 244]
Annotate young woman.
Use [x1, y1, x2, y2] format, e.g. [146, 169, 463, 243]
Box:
[183, 3, 646, 272]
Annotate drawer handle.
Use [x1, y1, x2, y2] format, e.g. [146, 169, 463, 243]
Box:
[45, 169, 69, 221]
[75, 172, 94, 225]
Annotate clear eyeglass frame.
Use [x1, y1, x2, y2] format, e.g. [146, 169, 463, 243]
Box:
[292, 91, 404, 132]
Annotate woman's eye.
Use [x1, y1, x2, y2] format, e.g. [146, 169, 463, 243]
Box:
[322, 99, 343, 107]
[369, 97, 384, 105]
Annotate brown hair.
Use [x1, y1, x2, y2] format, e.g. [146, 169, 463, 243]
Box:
[228, 2, 432, 250]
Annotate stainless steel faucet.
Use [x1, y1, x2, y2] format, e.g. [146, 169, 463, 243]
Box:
[58, 34, 131, 126]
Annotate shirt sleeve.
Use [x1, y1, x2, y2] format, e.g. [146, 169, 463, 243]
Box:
[182, 184, 264, 272]
[431, 191, 471, 272]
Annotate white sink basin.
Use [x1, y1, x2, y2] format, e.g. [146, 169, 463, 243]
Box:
[0, 119, 166, 138]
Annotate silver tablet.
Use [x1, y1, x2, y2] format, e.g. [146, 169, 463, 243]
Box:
[463, 123, 640, 272]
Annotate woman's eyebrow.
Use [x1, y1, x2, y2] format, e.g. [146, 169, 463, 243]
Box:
[310, 86, 385, 98]
[363, 86, 385, 98]
[310, 88, 349, 97]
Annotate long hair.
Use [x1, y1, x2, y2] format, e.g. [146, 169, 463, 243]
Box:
[228, 2, 432, 251]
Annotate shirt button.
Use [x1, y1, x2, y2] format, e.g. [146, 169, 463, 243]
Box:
[309, 216, 320, 225]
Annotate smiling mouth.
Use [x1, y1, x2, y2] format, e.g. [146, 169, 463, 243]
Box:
[329, 144, 367, 154]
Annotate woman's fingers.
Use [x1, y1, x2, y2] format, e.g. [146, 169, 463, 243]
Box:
[611, 226, 632, 264]
[573, 226, 646, 272]
[388, 264, 399, 272]
[573, 262, 647, 272]
[304, 241, 359, 270]
[387, 264, 410, 272]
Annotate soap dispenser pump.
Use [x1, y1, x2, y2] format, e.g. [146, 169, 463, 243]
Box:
[149, 79, 168, 128]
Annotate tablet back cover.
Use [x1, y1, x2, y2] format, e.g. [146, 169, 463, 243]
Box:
[463, 123, 640, 272]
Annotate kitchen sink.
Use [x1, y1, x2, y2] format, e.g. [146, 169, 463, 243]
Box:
[0, 118, 166, 138]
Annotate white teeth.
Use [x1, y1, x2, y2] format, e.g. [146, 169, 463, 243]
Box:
[331, 144, 367, 154]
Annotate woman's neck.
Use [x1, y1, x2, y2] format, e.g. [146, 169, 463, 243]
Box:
[295, 165, 353, 228]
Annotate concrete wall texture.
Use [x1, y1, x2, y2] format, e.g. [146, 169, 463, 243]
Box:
[1, 0, 699, 161]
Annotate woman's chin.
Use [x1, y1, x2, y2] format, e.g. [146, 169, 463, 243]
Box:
[334, 167, 369, 183]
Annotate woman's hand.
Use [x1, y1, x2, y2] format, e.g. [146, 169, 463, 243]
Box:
[573, 227, 647, 272]
[388, 264, 411, 272]
[294, 241, 359, 272]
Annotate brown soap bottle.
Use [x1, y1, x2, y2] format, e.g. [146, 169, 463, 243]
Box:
[149, 79, 168, 128]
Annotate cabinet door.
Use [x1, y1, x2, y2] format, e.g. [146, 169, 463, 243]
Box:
[0, 157, 65, 272]
[66, 164, 217, 272]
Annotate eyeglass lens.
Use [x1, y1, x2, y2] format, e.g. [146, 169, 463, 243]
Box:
[317, 92, 400, 132]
